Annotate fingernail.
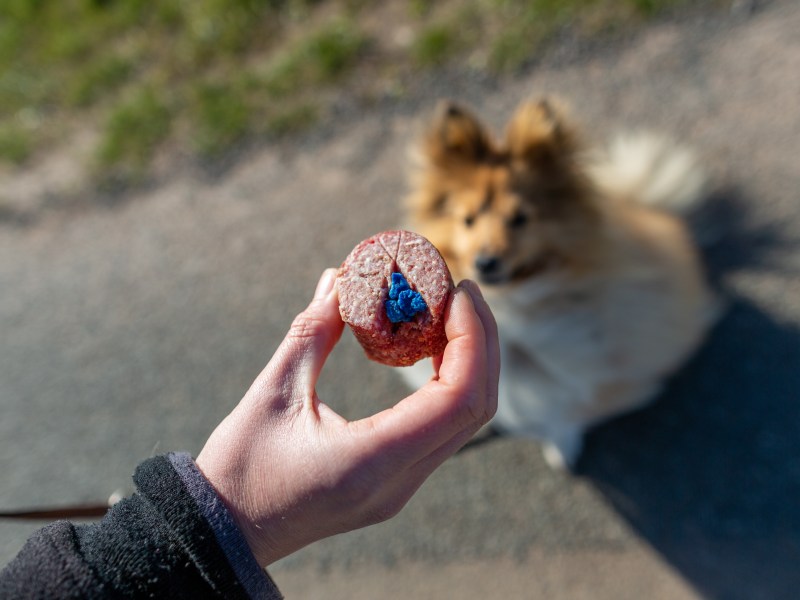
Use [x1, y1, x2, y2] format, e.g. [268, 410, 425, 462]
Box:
[314, 268, 338, 300]
[450, 285, 473, 314]
[458, 279, 484, 301]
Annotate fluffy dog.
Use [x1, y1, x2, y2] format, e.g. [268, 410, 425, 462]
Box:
[400, 98, 718, 469]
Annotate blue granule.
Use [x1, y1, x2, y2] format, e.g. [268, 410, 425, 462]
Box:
[385, 272, 427, 323]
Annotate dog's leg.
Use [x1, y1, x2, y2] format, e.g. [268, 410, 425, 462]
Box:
[541, 424, 584, 471]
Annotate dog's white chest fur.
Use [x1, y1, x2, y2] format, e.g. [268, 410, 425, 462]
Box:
[401, 264, 713, 471]
[486, 275, 663, 466]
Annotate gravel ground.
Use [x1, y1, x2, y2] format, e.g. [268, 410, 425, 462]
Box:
[1, 1, 799, 598]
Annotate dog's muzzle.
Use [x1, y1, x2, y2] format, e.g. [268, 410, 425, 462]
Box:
[475, 254, 507, 284]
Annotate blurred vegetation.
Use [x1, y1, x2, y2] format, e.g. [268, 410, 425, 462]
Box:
[0, 0, 695, 180]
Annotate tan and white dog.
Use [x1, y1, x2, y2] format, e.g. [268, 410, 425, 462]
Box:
[401, 98, 718, 469]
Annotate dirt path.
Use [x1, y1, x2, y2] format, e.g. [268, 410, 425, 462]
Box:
[2, 2, 799, 598]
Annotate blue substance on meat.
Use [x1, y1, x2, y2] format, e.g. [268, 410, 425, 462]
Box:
[385, 272, 427, 323]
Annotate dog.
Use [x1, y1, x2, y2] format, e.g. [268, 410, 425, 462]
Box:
[400, 98, 719, 469]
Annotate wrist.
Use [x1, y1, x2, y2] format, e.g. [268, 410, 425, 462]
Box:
[172, 452, 285, 584]
[194, 452, 290, 567]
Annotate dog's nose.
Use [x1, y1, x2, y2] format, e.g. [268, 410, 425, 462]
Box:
[475, 255, 501, 275]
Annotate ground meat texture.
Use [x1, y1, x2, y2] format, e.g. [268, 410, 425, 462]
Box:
[338, 230, 454, 367]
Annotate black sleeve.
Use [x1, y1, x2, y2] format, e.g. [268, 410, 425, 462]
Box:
[0, 455, 283, 599]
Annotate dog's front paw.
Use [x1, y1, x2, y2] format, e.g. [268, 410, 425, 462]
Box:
[541, 426, 583, 471]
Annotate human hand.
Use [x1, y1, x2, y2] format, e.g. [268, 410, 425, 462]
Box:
[195, 268, 499, 567]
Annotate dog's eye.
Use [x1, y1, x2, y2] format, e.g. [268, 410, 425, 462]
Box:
[508, 211, 528, 228]
[464, 215, 475, 227]
[432, 194, 448, 214]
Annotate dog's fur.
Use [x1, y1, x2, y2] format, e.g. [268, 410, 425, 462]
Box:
[400, 98, 718, 469]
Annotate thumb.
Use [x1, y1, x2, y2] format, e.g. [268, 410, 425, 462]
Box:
[262, 268, 344, 404]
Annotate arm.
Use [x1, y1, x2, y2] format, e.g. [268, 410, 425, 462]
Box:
[0, 453, 281, 599]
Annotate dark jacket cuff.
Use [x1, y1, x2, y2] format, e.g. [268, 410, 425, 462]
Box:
[165, 452, 282, 599]
[133, 453, 283, 600]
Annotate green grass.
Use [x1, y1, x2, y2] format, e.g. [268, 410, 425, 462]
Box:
[0, 123, 31, 164]
[0, 0, 700, 181]
[265, 103, 320, 136]
[187, 18, 363, 156]
[412, 24, 459, 66]
[487, 0, 575, 72]
[66, 56, 136, 108]
[484, 0, 661, 72]
[259, 19, 366, 97]
[190, 83, 250, 157]
[96, 87, 172, 173]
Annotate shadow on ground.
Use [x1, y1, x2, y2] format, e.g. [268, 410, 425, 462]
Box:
[578, 188, 800, 599]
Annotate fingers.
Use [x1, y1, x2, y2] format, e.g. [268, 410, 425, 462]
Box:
[457, 280, 500, 417]
[256, 268, 344, 408]
[405, 283, 499, 475]
[352, 281, 499, 463]
[424, 280, 499, 427]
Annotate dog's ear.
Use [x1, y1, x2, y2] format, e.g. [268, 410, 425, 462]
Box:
[505, 98, 578, 168]
[422, 101, 492, 167]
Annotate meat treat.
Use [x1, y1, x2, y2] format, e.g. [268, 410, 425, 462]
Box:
[338, 230, 454, 367]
